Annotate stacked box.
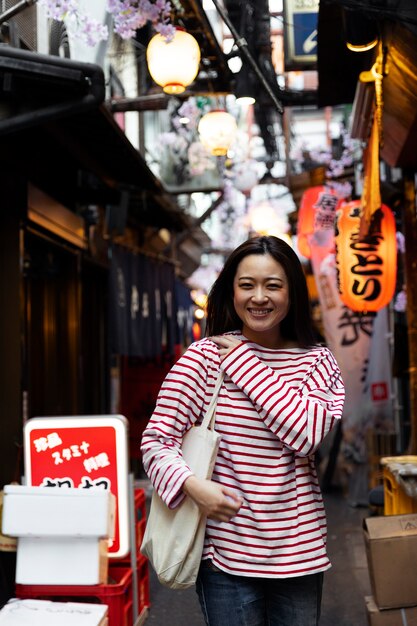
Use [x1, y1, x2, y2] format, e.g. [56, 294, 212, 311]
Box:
[364, 513, 417, 623]
[365, 596, 417, 626]
[2, 485, 115, 586]
[15, 566, 133, 626]
[9, 487, 149, 625]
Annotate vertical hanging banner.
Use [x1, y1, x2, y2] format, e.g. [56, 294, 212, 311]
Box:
[361, 306, 394, 431]
[109, 247, 130, 355]
[159, 262, 176, 356]
[129, 251, 141, 357]
[310, 248, 375, 442]
[150, 259, 163, 356]
[174, 279, 195, 356]
[304, 189, 383, 499]
[24, 415, 129, 559]
[135, 254, 157, 359]
[306, 190, 375, 438]
[283, 0, 319, 70]
[110, 248, 177, 359]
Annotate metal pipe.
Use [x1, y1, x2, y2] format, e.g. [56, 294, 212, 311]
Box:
[166, 193, 225, 251]
[0, 0, 37, 26]
[209, 0, 284, 115]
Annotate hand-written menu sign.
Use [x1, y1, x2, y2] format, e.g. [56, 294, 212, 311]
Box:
[24, 415, 129, 559]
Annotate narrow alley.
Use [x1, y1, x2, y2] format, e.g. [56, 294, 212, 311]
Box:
[144, 490, 371, 626]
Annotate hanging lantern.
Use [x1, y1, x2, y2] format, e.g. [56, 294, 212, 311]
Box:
[335, 200, 397, 312]
[297, 186, 340, 259]
[233, 162, 259, 195]
[146, 28, 201, 95]
[248, 201, 291, 242]
[198, 110, 237, 156]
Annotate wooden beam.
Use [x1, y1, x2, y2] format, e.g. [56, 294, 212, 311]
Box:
[109, 94, 169, 112]
[381, 22, 417, 169]
[403, 172, 417, 453]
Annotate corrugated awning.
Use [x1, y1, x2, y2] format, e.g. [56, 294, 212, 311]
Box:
[0, 45, 191, 231]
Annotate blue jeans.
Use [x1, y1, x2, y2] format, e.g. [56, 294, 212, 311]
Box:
[196, 561, 323, 626]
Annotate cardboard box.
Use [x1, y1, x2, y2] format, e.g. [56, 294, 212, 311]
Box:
[364, 514, 417, 608]
[365, 595, 417, 626]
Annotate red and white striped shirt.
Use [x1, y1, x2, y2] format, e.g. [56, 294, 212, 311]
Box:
[141, 332, 345, 578]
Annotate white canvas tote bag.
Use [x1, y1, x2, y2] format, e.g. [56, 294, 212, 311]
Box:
[140, 370, 224, 589]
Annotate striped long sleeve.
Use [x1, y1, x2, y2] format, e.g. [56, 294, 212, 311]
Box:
[141, 340, 221, 508]
[221, 343, 344, 456]
[141, 333, 345, 579]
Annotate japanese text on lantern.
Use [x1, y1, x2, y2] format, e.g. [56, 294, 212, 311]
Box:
[335, 201, 397, 312]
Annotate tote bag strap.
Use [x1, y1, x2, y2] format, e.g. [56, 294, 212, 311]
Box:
[200, 370, 225, 431]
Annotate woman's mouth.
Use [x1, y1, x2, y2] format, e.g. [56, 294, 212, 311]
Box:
[247, 308, 272, 317]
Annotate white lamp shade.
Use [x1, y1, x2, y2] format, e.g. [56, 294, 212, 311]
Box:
[146, 28, 201, 94]
[198, 110, 237, 156]
[248, 202, 291, 240]
[234, 165, 258, 193]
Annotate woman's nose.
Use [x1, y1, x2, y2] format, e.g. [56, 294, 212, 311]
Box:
[251, 287, 268, 302]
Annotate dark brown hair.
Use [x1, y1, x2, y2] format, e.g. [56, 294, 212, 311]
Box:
[205, 235, 317, 347]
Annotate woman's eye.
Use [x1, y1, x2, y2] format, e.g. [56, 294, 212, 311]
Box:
[267, 284, 280, 290]
[239, 283, 253, 289]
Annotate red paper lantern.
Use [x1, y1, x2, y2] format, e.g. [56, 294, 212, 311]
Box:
[297, 186, 340, 258]
[335, 200, 397, 312]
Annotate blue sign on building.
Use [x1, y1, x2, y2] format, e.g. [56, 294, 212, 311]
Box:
[293, 12, 318, 57]
[284, 0, 319, 70]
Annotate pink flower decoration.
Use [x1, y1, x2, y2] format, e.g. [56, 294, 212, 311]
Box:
[39, 0, 173, 46]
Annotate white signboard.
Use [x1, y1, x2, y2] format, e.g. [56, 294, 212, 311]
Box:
[24, 415, 130, 559]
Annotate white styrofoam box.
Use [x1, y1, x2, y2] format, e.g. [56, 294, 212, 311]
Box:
[15, 536, 109, 585]
[2, 485, 115, 538]
[0, 599, 108, 625]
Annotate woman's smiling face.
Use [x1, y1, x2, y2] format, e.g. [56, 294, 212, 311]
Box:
[233, 253, 290, 348]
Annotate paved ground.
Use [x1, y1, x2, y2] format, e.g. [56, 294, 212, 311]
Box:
[0, 484, 371, 624]
[320, 492, 371, 626]
[144, 490, 372, 625]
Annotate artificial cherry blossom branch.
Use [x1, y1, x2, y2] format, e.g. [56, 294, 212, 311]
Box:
[38, 0, 174, 46]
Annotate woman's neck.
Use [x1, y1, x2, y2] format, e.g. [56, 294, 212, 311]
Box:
[240, 329, 299, 350]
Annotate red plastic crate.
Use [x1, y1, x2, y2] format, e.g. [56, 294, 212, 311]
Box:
[113, 488, 146, 566]
[137, 555, 150, 613]
[137, 518, 146, 551]
[15, 566, 133, 626]
[134, 489, 146, 554]
[111, 554, 150, 616]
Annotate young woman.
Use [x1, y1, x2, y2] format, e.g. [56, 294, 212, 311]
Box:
[141, 235, 345, 626]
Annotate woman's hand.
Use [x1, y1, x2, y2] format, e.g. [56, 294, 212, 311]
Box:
[209, 335, 242, 361]
[183, 476, 243, 522]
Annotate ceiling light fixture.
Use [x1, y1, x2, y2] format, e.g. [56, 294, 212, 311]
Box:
[198, 110, 237, 157]
[235, 69, 256, 106]
[344, 9, 378, 53]
[146, 27, 201, 94]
